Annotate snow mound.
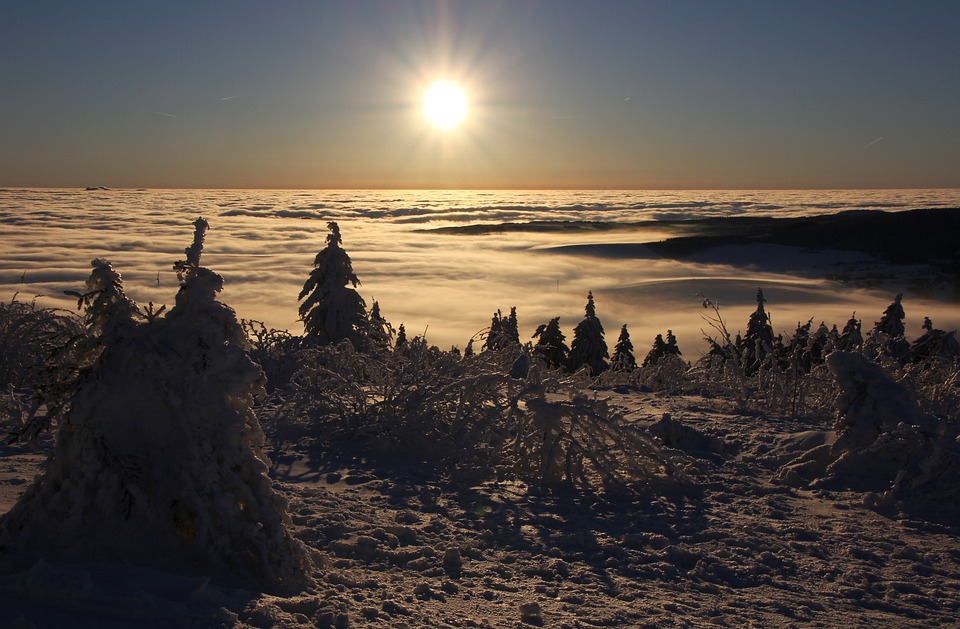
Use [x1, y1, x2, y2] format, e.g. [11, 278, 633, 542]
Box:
[776, 351, 960, 516]
[0, 219, 312, 594]
[648, 413, 728, 463]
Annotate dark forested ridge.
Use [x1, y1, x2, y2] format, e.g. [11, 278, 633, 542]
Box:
[647, 207, 960, 264]
[425, 207, 960, 267]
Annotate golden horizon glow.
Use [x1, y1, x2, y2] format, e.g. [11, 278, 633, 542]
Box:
[422, 81, 467, 129]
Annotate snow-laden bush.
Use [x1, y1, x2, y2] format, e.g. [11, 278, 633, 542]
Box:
[0, 296, 84, 440]
[0, 219, 312, 594]
[896, 357, 960, 425]
[636, 354, 690, 394]
[0, 296, 82, 391]
[277, 338, 681, 493]
[242, 319, 303, 394]
[774, 351, 960, 516]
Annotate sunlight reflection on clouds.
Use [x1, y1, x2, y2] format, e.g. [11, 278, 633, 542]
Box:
[2, 188, 959, 355]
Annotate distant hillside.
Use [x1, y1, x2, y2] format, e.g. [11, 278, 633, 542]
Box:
[647, 208, 960, 265]
[423, 208, 960, 267]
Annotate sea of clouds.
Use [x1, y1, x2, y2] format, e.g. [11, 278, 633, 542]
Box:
[2, 188, 959, 354]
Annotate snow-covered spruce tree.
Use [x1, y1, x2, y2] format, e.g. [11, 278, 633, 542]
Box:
[866, 293, 910, 362]
[637, 329, 688, 392]
[665, 329, 682, 357]
[642, 334, 668, 368]
[298, 221, 371, 350]
[395, 322, 408, 351]
[807, 322, 834, 366]
[505, 306, 521, 346]
[909, 317, 960, 363]
[531, 316, 569, 370]
[483, 307, 520, 352]
[874, 293, 906, 337]
[0, 218, 311, 593]
[482, 310, 504, 351]
[838, 313, 864, 351]
[739, 288, 775, 375]
[610, 324, 637, 372]
[368, 299, 395, 352]
[783, 320, 813, 373]
[568, 291, 609, 375]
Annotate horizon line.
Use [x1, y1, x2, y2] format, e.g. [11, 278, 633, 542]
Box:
[4, 185, 960, 193]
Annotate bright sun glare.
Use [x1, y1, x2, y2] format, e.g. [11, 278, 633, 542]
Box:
[422, 81, 467, 129]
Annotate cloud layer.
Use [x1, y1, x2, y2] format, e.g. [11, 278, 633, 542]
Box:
[2, 188, 958, 355]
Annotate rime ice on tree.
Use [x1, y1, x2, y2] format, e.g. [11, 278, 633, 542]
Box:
[0, 218, 311, 593]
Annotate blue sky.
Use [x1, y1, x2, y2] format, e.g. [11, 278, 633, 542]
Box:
[2, 1, 958, 189]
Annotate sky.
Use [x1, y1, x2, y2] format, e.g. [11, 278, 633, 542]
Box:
[1, 0, 958, 190]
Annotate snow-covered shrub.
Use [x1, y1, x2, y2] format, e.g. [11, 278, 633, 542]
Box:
[0, 218, 312, 594]
[827, 351, 923, 448]
[0, 296, 84, 440]
[242, 319, 303, 394]
[283, 337, 510, 452]
[893, 357, 960, 425]
[692, 294, 841, 419]
[636, 354, 690, 394]
[767, 349, 960, 516]
[505, 380, 680, 491]
[909, 317, 960, 364]
[0, 296, 81, 391]
[281, 338, 680, 493]
[4, 261, 147, 442]
[695, 296, 749, 406]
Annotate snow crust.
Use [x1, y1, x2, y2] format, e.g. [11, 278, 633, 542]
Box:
[2, 388, 959, 627]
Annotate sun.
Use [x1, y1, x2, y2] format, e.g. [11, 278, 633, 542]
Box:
[422, 81, 467, 129]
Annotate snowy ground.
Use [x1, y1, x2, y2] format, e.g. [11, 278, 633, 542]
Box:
[2, 391, 958, 628]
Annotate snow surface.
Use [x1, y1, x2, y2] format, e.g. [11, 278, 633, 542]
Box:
[1, 390, 958, 628]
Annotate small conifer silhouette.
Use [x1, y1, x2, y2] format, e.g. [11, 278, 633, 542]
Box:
[298, 222, 371, 349]
[568, 291, 609, 375]
[610, 324, 637, 371]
